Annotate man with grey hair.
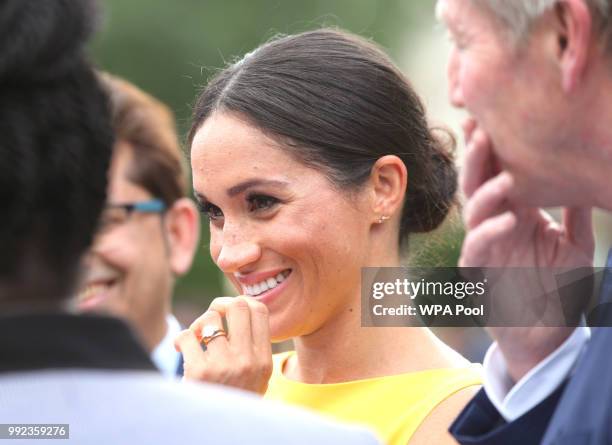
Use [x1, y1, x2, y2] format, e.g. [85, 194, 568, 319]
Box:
[437, 0, 612, 443]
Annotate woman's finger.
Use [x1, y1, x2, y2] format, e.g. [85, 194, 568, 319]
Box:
[241, 296, 272, 356]
[197, 309, 230, 356]
[189, 297, 232, 341]
[212, 296, 253, 352]
[189, 311, 210, 341]
[174, 329, 206, 363]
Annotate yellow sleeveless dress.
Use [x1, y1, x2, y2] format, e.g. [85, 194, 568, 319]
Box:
[265, 351, 482, 445]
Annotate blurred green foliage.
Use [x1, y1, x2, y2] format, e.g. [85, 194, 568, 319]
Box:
[91, 0, 455, 305]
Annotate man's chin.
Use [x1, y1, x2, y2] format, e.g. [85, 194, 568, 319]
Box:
[511, 177, 589, 209]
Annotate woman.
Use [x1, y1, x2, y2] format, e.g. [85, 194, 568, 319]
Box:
[176, 28, 481, 444]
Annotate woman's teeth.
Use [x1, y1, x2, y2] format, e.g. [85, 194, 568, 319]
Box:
[244, 271, 290, 296]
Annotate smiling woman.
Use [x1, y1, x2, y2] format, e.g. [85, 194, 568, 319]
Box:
[177, 28, 481, 445]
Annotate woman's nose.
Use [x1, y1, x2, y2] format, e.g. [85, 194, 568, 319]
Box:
[215, 239, 262, 273]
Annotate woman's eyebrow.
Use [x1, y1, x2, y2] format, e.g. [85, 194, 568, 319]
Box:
[193, 179, 290, 203]
[226, 179, 289, 197]
[193, 191, 207, 204]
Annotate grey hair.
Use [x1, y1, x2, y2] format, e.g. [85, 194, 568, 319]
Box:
[473, 0, 609, 41]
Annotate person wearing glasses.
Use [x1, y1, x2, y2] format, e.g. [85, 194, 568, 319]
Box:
[0, 3, 383, 442]
[77, 73, 200, 379]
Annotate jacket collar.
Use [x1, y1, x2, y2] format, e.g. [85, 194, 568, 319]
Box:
[0, 312, 156, 374]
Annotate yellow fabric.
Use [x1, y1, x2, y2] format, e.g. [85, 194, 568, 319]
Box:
[265, 352, 482, 445]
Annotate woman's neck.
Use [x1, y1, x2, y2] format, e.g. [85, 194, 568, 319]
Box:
[283, 244, 468, 384]
[286, 298, 467, 384]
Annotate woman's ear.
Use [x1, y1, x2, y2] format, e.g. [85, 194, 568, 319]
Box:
[369, 155, 408, 222]
[163, 197, 201, 276]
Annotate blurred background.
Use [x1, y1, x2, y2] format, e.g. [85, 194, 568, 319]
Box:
[91, 0, 612, 362]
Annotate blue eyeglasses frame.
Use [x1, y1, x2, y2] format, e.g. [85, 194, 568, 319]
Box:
[106, 198, 167, 214]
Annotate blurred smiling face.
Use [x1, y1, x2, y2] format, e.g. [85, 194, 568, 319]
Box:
[78, 142, 173, 331]
[191, 112, 371, 342]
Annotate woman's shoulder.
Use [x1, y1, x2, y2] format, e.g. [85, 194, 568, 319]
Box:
[368, 363, 482, 410]
[407, 384, 480, 445]
[379, 364, 481, 445]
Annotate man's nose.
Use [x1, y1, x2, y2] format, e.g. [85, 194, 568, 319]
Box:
[89, 227, 120, 256]
[447, 48, 465, 108]
[89, 231, 109, 255]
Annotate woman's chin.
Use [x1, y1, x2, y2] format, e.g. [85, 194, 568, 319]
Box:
[269, 320, 302, 344]
[271, 335, 291, 344]
[269, 325, 292, 344]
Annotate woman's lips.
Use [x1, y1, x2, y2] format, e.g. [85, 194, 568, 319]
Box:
[243, 269, 292, 305]
[240, 269, 291, 295]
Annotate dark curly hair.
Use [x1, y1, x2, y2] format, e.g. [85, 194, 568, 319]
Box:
[0, 0, 113, 304]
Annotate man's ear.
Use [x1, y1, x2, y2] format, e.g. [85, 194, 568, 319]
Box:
[164, 197, 201, 276]
[554, 0, 593, 92]
[369, 155, 408, 222]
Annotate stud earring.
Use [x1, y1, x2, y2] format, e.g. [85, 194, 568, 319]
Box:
[377, 215, 390, 224]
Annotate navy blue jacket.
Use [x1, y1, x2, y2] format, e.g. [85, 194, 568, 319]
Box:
[451, 250, 612, 445]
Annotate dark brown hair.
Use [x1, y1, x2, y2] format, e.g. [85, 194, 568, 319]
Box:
[100, 73, 186, 205]
[189, 28, 457, 246]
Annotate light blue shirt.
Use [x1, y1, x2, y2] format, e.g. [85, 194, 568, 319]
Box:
[151, 314, 182, 379]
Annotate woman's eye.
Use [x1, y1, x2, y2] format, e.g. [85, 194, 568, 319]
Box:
[199, 202, 224, 221]
[248, 194, 280, 212]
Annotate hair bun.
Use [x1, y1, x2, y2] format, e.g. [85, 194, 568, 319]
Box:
[403, 127, 458, 234]
[0, 0, 99, 83]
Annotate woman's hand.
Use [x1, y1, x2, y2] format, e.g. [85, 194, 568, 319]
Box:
[174, 296, 273, 395]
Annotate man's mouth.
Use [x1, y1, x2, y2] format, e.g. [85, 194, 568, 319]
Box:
[77, 279, 117, 309]
[242, 269, 291, 297]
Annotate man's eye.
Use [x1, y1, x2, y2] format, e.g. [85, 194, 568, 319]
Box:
[98, 208, 128, 233]
[199, 202, 224, 221]
[248, 194, 280, 212]
[446, 31, 466, 50]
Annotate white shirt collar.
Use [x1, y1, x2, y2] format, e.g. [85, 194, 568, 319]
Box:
[150, 314, 182, 380]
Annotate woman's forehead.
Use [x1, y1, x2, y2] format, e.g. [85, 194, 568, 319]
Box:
[190, 115, 314, 191]
[192, 114, 286, 161]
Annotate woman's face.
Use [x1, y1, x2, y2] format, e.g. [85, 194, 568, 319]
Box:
[191, 113, 372, 341]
